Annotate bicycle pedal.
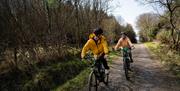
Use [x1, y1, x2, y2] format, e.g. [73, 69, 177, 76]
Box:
[128, 68, 133, 72]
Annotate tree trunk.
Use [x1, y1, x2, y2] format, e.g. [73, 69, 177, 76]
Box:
[14, 47, 18, 66]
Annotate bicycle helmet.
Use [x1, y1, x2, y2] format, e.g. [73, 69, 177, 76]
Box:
[93, 28, 103, 36]
[121, 32, 127, 35]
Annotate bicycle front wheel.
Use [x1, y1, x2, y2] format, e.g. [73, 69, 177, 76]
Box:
[88, 71, 98, 91]
[123, 59, 129, 80]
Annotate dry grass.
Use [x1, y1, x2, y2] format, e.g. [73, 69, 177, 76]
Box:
[145, 42, 180, 78]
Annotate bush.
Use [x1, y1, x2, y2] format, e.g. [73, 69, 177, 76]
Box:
[156, 30, 171, 44]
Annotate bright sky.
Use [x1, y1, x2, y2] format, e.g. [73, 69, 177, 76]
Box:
[109, 0, 157, 34]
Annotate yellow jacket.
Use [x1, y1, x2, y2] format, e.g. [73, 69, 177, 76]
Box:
[81, 33, 109, 58]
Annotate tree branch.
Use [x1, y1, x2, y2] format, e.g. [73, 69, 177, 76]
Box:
[172, 5, 180, 12]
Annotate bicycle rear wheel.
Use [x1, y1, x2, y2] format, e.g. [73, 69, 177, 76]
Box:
[104, 74, 109, 85]
[88, 71, 98, 91]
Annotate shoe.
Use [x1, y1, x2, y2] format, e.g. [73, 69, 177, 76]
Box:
[105, 69, 109, 75]
[128, 68, 133, 72]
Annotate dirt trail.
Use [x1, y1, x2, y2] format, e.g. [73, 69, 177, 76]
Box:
[82, 44, 180, 91]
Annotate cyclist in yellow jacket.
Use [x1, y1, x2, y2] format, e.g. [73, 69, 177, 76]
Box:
[81, 28, 109, 74]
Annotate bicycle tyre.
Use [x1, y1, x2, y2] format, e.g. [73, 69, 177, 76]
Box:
[123, 59, 129, 80]
[104, 74, 109, 85]
[88, 71, 98, 91]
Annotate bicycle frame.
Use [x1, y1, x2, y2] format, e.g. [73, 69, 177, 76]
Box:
[122, 47, 131, 59]
[85, 55, 106, 81]
[92, 60, 105, 81]
[87, 56, 109, 91]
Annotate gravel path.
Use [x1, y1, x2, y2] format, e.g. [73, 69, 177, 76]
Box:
[82, 44, 180, 91]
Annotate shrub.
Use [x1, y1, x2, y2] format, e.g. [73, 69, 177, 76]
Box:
[156, 30, 171, 44]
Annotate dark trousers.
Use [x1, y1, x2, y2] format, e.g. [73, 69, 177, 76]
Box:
[96, 53, 110, 69]
[129, 51, 133, 61]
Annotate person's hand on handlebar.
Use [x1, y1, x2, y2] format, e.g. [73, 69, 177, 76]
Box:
[81, 55, 90, 61]
[81, 55, 85, 61]
[120, 47, 123, 50]
[131, 45, 135, 49]
[94, 55, 98, 60]
[104, 54, 108, 59]
[81, 56, 93, 65]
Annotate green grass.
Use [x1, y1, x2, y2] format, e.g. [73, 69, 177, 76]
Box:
[0, 57, 88, 91]
[145, 42, 180, 78]
[108, 50, 121, 64]
[53, 68, 91, 91]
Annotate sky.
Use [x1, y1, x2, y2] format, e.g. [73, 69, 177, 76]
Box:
[108, 0, 158, 35]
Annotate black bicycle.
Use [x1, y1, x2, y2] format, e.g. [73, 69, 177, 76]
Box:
[122, 47, 134, 80]
[85, 56, 109, 91]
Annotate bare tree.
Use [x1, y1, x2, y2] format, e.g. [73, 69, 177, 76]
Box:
[137, 0, 180, 48]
